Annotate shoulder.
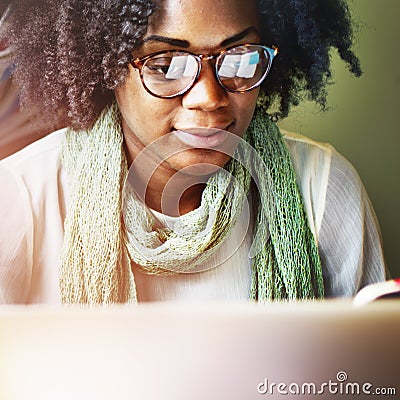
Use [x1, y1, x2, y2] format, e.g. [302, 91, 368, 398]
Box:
[281, 129, 338, 191]
[282, 129, 334, 162]
[0, 128, 66, 170]
[280, 128, 366, 238]
[0, 129, 68, 304]
[0, 128, 66, 191]
[0, 128, 68, 212]
[281, 128, 363, 200]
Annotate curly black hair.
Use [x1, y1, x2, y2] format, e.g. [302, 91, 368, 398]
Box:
[3, 0, 361, 129]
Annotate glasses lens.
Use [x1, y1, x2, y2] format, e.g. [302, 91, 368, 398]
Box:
[142, 52, 198, 97]
[216, 45, 270, 92]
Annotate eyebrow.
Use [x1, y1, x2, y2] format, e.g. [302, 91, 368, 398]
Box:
[143, 35, 190, 48]
[221, 26, 259, 47]
[142, 26, 259, 49]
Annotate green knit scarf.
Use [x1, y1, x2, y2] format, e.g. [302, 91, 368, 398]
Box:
[60, 103, 324, 304]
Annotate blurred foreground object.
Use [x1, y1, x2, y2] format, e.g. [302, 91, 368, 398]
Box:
[0, 302, 398, 400]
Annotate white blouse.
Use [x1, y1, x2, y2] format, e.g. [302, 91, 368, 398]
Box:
[0, 129, 386, 304]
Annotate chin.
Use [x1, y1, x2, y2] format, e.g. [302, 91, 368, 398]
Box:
[166, 149, 232, 177]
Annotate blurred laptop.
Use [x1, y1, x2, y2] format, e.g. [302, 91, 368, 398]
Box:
[0, 300, 399, 400]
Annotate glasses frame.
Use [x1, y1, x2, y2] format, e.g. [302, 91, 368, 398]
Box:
[131, 43, 279, 99]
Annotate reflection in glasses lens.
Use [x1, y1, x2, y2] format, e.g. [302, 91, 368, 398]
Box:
[136, 44, 277, 98]
[143, 53, 198, 98]
[217, 46, 270, 92]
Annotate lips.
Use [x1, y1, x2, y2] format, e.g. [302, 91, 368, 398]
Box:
[173, 122, 233, 148]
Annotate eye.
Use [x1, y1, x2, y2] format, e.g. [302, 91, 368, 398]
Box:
[146, 64, 170, 75]
[143, 53, 198, 80]
[145, 58, 172, 74]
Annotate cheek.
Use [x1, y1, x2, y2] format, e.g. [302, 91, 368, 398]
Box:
[115, 69, 177, 141]
[230, 89, 259, 134]
[115, 73, 145, 129]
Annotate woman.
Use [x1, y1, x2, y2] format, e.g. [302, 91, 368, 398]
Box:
[0, 0, 386, 304]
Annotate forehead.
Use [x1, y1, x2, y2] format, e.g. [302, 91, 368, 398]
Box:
[146, 0, 259, 49]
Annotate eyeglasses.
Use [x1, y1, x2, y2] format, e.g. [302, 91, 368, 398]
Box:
[131, 44, 279, 99]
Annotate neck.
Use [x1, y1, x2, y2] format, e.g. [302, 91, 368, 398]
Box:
[123, 134, 209, 217]
[145, 178, 206, 216]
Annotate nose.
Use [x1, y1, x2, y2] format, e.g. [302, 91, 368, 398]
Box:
[182, 61, 229, 111]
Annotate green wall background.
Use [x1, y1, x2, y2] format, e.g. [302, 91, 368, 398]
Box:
[278, 0, 399, 277]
